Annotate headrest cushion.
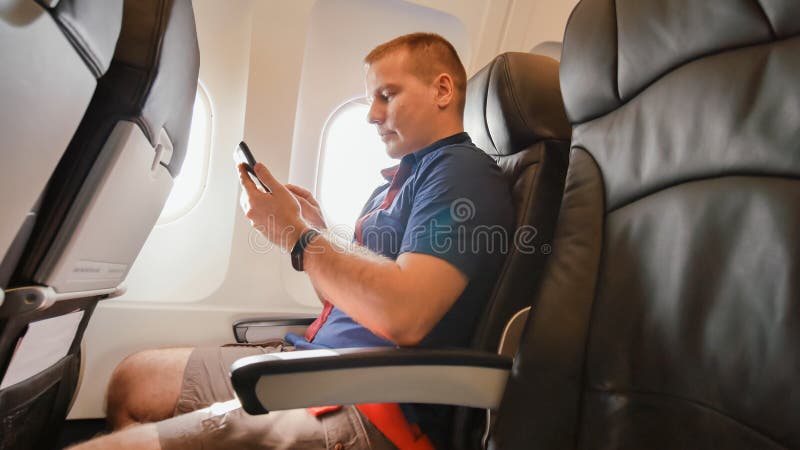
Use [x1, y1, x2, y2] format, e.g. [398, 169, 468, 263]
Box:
[465, 52, 571, 157]
[560, 0, 799, 124]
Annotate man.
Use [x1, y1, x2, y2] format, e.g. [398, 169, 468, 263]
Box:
[70, 32, 513, 450]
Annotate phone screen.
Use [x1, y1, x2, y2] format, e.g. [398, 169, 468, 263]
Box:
[234, 141, 270, 192]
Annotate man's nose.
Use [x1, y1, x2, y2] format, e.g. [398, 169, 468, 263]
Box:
[367, 101, 383, 124]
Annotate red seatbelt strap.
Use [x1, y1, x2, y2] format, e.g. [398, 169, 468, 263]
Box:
[304, 301, 333, 341]
[306, 405, 342, 416]
[306, 161, 432, 449]
[356, 404, 435, 450]
[307, 404, 434, 450]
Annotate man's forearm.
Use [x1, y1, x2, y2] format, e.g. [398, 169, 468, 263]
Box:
[301, 231, 419, 344]
[309, 277, 327, 306]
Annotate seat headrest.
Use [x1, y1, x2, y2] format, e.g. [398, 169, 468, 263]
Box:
[560, 0, 800, 124]
[559, 0, 800, 210]
[465, 52, 571, 158]
[529, 41, 562, 61]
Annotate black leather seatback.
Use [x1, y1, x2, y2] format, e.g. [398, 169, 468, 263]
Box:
[491, 1, 800, 449]
[454, 52, 572, 449]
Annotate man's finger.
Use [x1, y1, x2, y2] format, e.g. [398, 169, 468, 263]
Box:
[296, 196, 313, 209]
[287, 184, 319, 207]
[289, 192, 312, 209]
[286, 184, 312, 198]
[237, 164, 259, 196]
[253, 163, 287, 196]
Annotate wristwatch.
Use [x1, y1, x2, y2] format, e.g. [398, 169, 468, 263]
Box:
[291, 229, 321, 271]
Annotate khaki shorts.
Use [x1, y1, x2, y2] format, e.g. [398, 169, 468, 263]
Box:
[157, 342, 396, 450]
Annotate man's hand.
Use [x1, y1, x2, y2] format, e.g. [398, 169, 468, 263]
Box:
[286, 184, 327, 230]
[238, 163, 309, 252]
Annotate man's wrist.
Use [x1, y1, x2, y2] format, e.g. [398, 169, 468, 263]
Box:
[291, 228, 322, 271]
[285, 220, 311, 252]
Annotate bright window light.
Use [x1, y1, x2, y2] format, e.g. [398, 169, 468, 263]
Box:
[318, 100, 395, 235]
[158, 83, 212, 224]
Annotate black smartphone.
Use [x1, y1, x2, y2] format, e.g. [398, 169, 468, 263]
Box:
[234, 141, 270, 192]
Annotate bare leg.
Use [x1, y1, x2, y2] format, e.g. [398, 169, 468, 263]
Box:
[68, 404, 396, 450]
[105, 348, 194, 429]
[66, 423, 161, 450]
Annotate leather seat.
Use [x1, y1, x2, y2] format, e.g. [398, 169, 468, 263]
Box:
[490, 0, 800, 448]
[455, 51, 572, 449]
[0, 1, 199, 448]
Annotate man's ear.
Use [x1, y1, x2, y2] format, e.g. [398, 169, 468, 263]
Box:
[433, 73, 455, 109]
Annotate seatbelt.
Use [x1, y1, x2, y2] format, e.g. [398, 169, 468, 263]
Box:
[308, 405, 434, 450]
[356, 404, 434, 450]
[305, 161, 435, 449]
[303, 302, 332, 341]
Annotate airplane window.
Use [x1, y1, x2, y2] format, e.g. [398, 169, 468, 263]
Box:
[157, 83, 213, 224]
[317, 99, 395, 237]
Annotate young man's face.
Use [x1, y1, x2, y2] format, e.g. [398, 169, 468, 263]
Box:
[365, 49, 441, 159]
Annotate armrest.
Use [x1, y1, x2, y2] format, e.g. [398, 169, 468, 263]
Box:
[232, 316, 315, 343]
[230, 347, 511, 415]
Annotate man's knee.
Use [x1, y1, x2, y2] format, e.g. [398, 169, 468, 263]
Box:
[106, 347, 194, 429]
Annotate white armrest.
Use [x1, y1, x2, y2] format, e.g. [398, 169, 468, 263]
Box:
[230, 347, 511, 414]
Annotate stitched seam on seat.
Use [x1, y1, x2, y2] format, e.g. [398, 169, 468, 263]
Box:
[612, 0, 622, 101]
[51, 11, 103, 78]
[483, 59, 501, 160]
[752, 0, 777, 38]
[501, 54, 536, 145]
[586, 386, 787, 448]
[573, 32, 800, 125]
[559, 0, 583, 124]
[607, 172, 800, 213]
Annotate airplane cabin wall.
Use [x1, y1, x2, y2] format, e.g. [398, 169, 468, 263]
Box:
[70, 0, 578, 419]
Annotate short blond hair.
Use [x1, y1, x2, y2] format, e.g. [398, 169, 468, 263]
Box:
[365, 33, 467, 113]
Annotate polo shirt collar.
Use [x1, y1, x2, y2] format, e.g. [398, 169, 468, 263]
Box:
[380, 132, 471, 181]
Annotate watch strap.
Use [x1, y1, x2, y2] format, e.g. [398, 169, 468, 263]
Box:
[291, 229, 321, 271]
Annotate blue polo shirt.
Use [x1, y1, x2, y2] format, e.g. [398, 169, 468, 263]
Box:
[285, 132, 513, 444]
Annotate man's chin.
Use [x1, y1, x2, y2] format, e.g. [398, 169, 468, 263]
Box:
[384, 144, 404, 159]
